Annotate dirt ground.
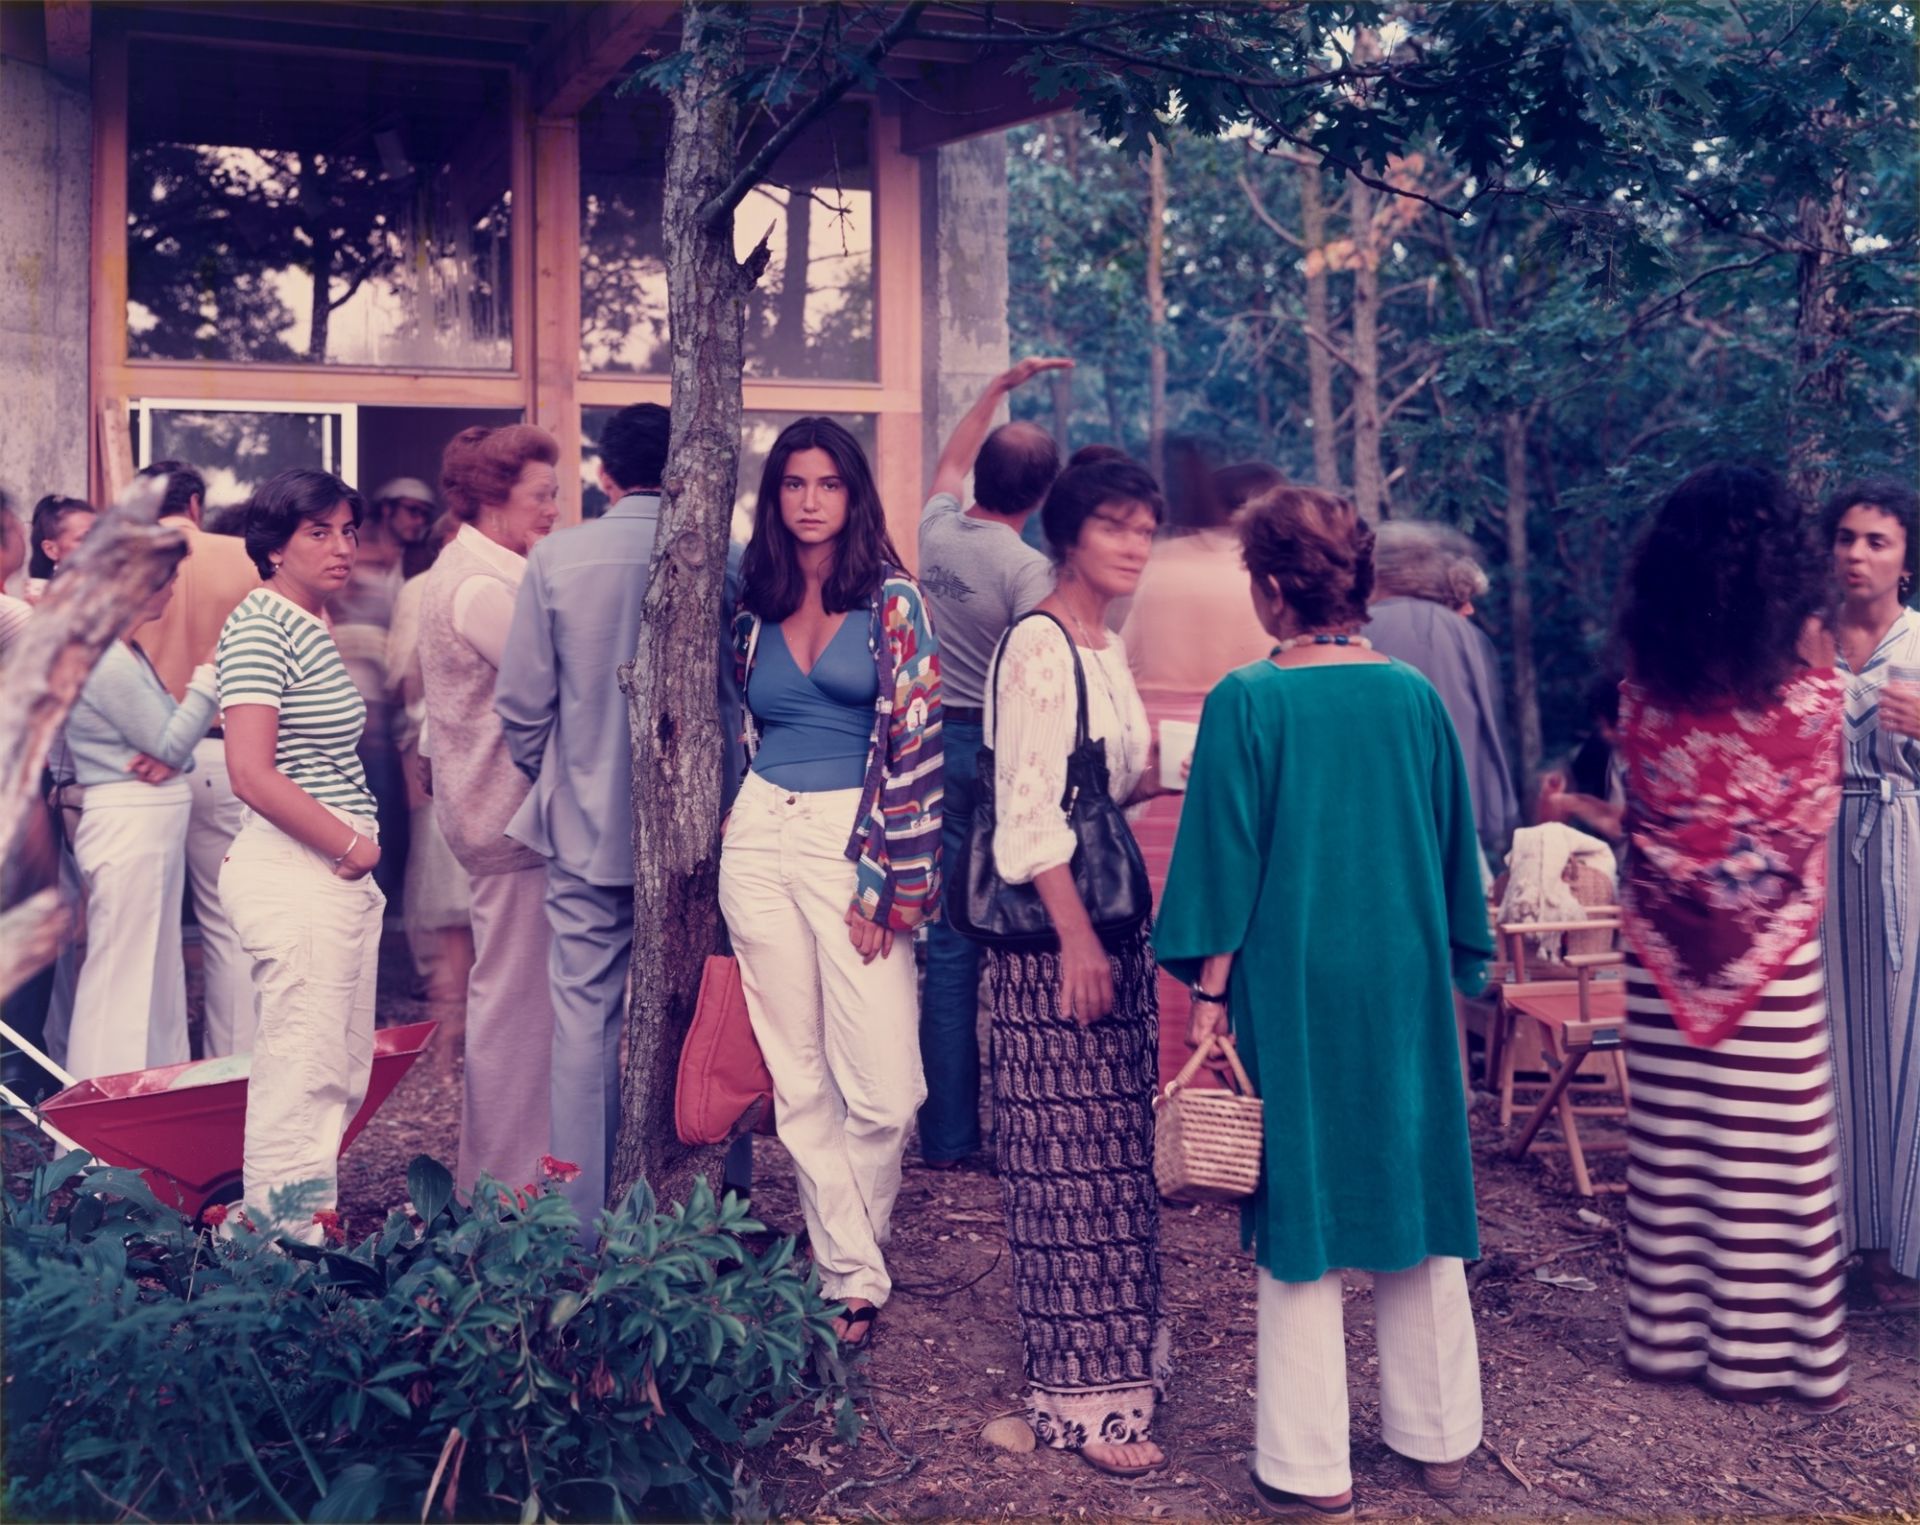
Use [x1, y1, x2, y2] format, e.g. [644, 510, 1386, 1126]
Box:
[328, 939, 1920, 1525]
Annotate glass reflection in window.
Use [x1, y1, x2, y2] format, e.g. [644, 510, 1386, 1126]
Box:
[127, 42, 513, 369]
[580, 92, 874, 381]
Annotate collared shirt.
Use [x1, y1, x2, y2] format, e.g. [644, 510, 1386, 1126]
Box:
[449, 522, 527, 668]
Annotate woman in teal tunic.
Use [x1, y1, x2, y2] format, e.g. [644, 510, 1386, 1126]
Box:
[1158, 484, 1492, 1520]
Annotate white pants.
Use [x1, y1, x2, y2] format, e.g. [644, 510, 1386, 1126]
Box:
[718, 770, 925, 1305]
[220, 808, 384, 1239]
[67, 779, 193, 1079]
[1256, 1257, 1484, 1496]
[460, 865, 555, 1195]
[185, 737, 255, 1057]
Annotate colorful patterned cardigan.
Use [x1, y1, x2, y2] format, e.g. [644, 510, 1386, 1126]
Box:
[732, 571, 945, 930]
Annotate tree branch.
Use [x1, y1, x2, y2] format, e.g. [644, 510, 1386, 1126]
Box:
[698, 0, 930, 231]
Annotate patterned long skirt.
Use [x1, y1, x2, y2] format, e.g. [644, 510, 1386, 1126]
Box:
[986, 922, 1169, 1450]
[1622, 942, 1850, 1408]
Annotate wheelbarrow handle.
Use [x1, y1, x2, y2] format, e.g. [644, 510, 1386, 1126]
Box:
[0, 1018, 79, 1090]
[0, 1081, 83, 1154]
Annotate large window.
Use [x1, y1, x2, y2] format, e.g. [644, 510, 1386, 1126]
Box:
[579, 93, 875, 381]
[126, 41, 514, 369]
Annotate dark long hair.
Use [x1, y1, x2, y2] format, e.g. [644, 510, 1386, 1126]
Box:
[29, 494, 95, 579]
[1616, 463, 1829, 710]
[739, 417, 903, 621]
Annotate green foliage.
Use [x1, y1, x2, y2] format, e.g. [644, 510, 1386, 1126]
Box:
[2, 1151, 851, 1523]
[1008, 2, 1917, 758]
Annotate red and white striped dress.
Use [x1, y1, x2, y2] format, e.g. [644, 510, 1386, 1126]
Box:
[1617, 674, 1850, 1407]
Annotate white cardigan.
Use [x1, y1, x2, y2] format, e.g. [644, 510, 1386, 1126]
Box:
[987, 616, 1150, 885]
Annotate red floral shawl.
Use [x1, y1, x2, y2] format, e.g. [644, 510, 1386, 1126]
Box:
[1618, 671, 1845, 1045]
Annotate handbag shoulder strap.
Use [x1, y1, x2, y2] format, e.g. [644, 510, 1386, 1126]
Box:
[986, 610, 1091, 755]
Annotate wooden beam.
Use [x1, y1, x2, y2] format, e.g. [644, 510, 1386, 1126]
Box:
[532, 116, 583, 522]
[42, 0, 87, 80]
[896, 60, 1067, 154]
[532, 0, 675, 119]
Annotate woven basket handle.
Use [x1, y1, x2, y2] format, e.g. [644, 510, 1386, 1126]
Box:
[1164, 1033, 1257, 1098]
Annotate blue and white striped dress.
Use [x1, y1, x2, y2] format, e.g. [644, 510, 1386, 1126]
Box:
[1823, 607, 1920, 1278]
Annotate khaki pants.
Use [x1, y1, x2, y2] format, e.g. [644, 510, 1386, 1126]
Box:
[221, 808, 383, 1240]
[718, 770, 924, 1305]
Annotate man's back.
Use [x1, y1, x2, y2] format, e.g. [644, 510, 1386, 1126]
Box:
[136, 518, 260, 700]
[497, 495, 661, 887]
[917, 492, 1053, 710]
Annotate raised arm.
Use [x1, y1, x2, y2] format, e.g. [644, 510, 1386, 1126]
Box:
[927, 357, 1075, 506]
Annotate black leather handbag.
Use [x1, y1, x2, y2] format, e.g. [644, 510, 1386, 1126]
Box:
[946, 611, 1152, 952]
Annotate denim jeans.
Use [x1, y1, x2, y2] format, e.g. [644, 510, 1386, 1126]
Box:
[919, 719, 984, 1163]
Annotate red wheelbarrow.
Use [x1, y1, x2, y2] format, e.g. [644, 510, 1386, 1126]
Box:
[0, 1019, 437, 1220]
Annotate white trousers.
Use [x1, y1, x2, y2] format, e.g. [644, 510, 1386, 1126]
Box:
[220, 808, 384, 1239]
[67, 779, 193, 1079]
[718, 770, 925, 1305]
[459, 865, 555, 1195]
[186, 737, 255, 1057]
[1256, 1257, 1484, 1496]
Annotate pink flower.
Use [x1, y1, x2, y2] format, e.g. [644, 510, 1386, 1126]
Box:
[312, 1209, 345, 1245]
[539, 1155, 582, 1185]
[203, 1203, 229, 1228]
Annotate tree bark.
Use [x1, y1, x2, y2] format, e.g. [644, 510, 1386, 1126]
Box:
[772, 184, 812, 366]
[1298, 163, 1341, 492]
[1789, 178, 1850, 499]
[608, 2, 764, 1211]
[1348, 176, 1384, 522]
[1501, 409, 1543, 786]
[1145, 140, 1169, 485]
[0, 478, 180, 990]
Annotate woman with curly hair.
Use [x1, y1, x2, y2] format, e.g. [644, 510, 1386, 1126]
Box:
[1613, 463, 1850, 1407]
[1157, 485, 1491, 1517]
[1822, 477, 1920, 1311]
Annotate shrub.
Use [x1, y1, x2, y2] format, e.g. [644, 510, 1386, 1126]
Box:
[2, 1150, 854, 1522]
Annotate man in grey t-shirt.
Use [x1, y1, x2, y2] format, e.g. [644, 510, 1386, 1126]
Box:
[916, 356, 1071, 1168]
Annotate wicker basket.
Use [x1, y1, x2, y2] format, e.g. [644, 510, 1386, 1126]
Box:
[1153, 1035, 1264, 1204]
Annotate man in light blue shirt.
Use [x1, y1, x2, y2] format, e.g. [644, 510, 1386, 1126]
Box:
[496, 403, 745, 1225]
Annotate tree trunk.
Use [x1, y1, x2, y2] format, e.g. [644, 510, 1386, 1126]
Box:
[608, 2, 760, 1211]
[1298, 163, 1340, 492]
[300, 156, 333, 364]
[1348, 177, 1384, 522]
[1500, 410, 1543, 786]
[0, 478, 180, 993]
[1789, 178, 1850, 500]
[1145, 140, 1169, 485]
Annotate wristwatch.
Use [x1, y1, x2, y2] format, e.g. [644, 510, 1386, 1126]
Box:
[1190, 985, 1227, 1005]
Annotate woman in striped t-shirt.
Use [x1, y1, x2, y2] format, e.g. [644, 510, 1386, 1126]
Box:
[217, 469, 383, 1243]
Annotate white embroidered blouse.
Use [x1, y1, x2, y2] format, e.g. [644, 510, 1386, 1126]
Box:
[987, 614, 1151, 885]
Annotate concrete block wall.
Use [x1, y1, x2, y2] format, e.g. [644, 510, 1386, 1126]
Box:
[0, 55, 92, 547]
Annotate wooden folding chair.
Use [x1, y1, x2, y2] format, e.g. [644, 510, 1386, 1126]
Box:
[1489, 904, 1631, 1197]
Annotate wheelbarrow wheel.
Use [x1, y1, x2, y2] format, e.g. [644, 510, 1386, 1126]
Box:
[194, 1174, 245, 1227]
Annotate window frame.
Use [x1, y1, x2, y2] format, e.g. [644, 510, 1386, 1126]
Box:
[90, 19, 924, 544]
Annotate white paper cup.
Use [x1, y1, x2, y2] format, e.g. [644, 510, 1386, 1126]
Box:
[1159, 719, 1198, 791]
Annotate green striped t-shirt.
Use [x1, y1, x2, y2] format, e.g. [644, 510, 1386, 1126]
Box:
[216, 588, 375, 817]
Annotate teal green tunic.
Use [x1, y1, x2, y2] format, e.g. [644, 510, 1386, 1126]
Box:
[1156, 659, 1492, 1282]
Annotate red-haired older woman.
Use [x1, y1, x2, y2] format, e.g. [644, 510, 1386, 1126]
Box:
[1159, 486, 1491, 1517]
[418, 425, 561, 1197]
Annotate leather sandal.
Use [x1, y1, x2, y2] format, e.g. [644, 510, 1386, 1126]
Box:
[835, 1303, 880, 1348]
[1078, 1441, 1167, 1478]
[1251, 1473, 1355, 1519]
